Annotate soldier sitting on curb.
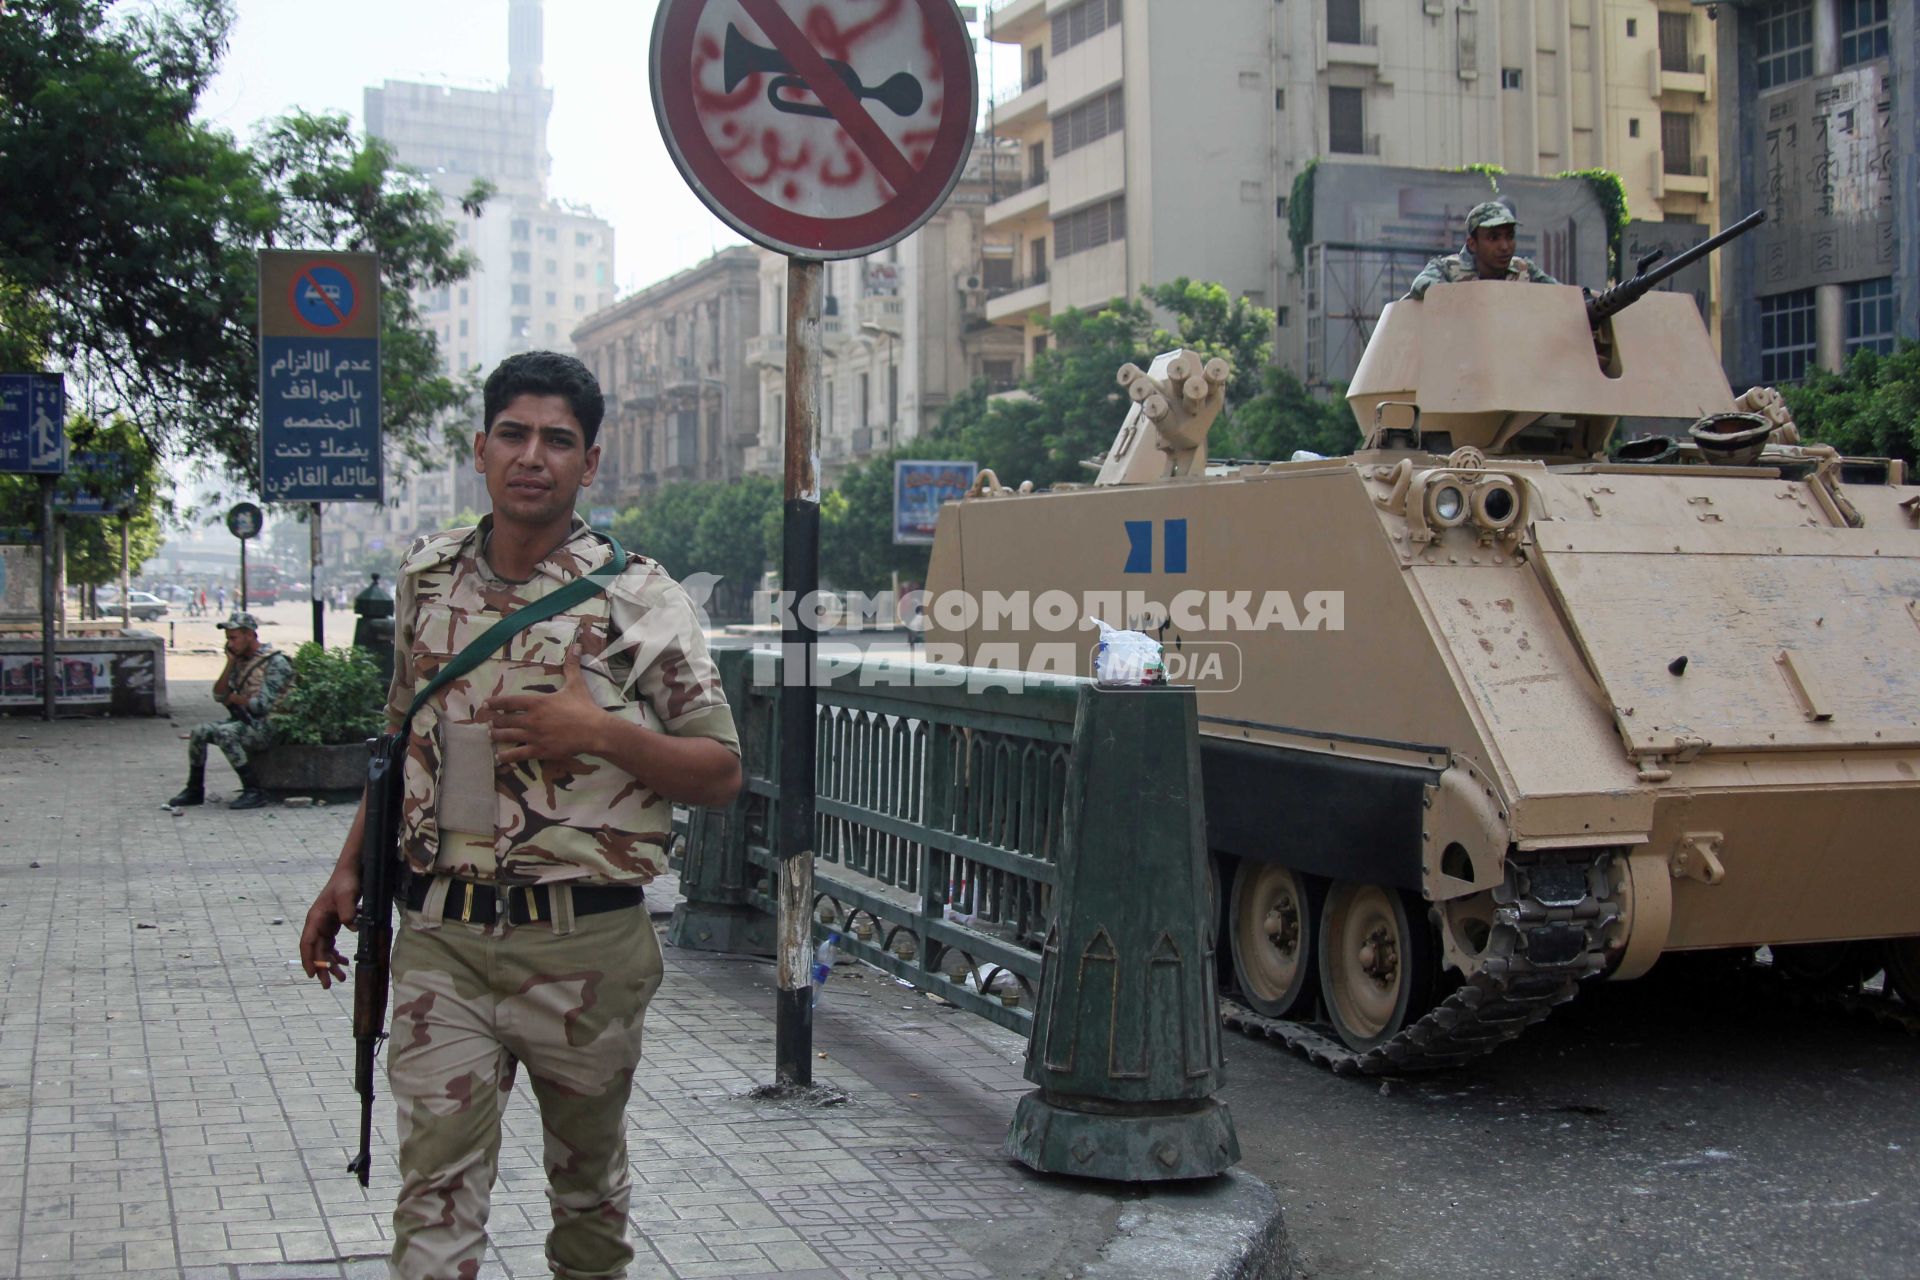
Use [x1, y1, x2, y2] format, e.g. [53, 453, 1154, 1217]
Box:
[167, 611, 293, 811]
[1405, 200, 1559, 299]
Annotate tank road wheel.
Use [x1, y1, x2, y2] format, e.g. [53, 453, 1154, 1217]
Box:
[1883, 938, 1920, 1009]
[1229, 862, 1321, 1018]
[1318, 881, 1439, 1053]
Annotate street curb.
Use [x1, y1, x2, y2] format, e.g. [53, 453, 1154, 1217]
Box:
[1079, 1169, 1291, 1280]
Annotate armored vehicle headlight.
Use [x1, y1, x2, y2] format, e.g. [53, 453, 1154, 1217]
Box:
[1472, 477, 1520, 531]
[1428, 479, 1469, 527]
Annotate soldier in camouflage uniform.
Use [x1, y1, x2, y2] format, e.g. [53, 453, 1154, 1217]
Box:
[299, 350, 742, 1280]
[168, 611, 293, 811]
[1405, 200, 1560, 300]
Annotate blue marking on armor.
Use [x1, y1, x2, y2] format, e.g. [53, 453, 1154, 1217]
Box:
[1123, 521, 1153, 573]
[1164, 519, 1188, 574]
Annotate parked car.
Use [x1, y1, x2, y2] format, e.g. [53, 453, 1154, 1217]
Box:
[116, 590, 169, 621]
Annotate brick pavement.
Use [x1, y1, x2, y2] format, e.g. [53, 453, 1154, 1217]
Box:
[0, 686, 1279, 1280]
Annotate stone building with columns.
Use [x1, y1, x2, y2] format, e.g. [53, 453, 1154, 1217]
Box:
[1712, 0, 1912, 387]
[570, 247, 762, 505]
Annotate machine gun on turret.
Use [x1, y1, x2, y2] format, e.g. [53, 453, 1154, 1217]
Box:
[1586, 208, 1766, 327]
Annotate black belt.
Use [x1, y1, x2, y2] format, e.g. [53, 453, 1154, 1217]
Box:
[404, 875, 644, 926]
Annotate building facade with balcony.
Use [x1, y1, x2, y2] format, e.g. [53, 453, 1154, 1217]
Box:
[1711, 0, 1912, 389]
[571, 247, 761, 506]
[745, 144, 1026, 484]
[981, 0, 1728, 388]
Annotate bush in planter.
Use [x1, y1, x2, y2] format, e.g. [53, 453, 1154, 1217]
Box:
[271, 642, 388, 746]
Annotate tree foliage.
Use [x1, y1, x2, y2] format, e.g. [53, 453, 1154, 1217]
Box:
[1779, 340, 1920, 466]
[609, 479, 782, 613]
[803, 279, 1358, 593]
[0, 413, 170, 588]
[0, 0, 488, 486]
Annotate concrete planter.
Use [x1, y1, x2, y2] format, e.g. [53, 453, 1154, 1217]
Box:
[256, 742, 367, 794]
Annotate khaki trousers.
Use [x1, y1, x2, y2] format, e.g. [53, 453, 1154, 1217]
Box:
[386, 886, 664, 1280]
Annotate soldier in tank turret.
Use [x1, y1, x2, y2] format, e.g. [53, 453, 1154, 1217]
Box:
[1405, 200, 1559, 300]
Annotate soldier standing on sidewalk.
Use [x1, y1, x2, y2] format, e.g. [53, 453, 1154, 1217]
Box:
[168, 611, 292, 811]
[297, 350, 742, 1280]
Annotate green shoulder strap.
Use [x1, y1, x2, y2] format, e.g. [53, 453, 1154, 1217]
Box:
[400, 533, 629, 726]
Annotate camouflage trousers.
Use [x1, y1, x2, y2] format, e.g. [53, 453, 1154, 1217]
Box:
[187, 717, 274, 772]
[387, 886, 664, 1280]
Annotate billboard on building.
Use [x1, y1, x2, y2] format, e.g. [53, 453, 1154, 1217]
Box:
[1302, 165, 1609, 387]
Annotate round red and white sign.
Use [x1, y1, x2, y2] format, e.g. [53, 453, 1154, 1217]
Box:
[651, 0, 978, 259]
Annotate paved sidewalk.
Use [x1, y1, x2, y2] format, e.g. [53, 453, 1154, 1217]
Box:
[0, 688, 1283, 1280]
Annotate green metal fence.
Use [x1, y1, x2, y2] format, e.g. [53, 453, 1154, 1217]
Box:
[726, 649, 1081, 1033]
[671, 644, 1239, 1180]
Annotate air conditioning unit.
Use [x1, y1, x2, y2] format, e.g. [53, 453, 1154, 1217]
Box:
[958, 271, 984, 293]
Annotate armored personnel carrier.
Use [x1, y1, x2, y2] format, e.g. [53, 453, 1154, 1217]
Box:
[923, 222, 1920, 1072]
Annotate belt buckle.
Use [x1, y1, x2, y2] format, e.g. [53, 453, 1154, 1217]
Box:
[461, 881, 475, 924]
[524, 885, 540, 923]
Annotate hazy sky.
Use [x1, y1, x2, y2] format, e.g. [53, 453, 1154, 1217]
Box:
[201, 0, 1019, 296]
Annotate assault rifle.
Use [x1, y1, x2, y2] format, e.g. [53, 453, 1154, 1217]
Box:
[346, 731, 407, 1187]
[1586, 208, 1766, 327]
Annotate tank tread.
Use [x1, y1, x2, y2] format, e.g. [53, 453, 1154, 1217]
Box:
[1221, 850, 1621, 1076]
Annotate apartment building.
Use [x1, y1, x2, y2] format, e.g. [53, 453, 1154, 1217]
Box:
[743, 145, 1028, 484]
[1712, 0, 1911, 389]
[323, 0, 617, 569]
[570, 248, 762, 504]
[981, 0, 1722, 384]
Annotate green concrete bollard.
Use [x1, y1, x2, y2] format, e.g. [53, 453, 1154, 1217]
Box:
[1006, 684, 1239, 1181]
[668, 648, 774, 955]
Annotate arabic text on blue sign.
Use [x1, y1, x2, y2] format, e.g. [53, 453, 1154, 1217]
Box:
[893, 460, 977, 546]
[0, 373, 67, 475]
[56, 450, 136, 516]
[260, 338, 382, 501]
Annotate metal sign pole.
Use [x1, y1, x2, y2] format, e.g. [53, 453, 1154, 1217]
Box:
[311, 503, 324, 648]
[38, 475, 55, 721]
[775, 256, 823, 1087]
[239, 539, 249, 613]
[119, 515, 131, 631]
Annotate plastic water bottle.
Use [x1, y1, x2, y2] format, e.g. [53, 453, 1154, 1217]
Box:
[810, 931, 841, 1008]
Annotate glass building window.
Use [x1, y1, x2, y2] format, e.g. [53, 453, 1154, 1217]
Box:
[1839, 0, 1889, 66]
[1844, 277, 1895, 356]
[1328, 86, 1366, 154]
[1755, 0, 1813, 90]
[1326, 0, 1362, 46]
[1759, 289, 1816, 383]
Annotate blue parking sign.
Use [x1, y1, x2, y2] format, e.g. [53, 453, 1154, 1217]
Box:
[0, 374, 67, 475]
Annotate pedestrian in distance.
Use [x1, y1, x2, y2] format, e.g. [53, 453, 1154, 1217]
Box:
[298, 350, 743, 1280]
[1405, 200, 1560, 300]
[216, 584, 228, 613]
[169, 611, 293, 811]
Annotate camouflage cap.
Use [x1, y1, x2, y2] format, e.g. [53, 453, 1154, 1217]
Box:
[1466, 201, 1519, 233]
[215, 611, 261, 632]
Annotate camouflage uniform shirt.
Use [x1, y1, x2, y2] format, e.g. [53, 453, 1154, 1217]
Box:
[386, 517, 738, 887]
[1405, 247, 1559, 300]
[228, 647, 294, 718]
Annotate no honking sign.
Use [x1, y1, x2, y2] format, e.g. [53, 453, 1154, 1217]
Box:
[651, 0, 978, 259]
